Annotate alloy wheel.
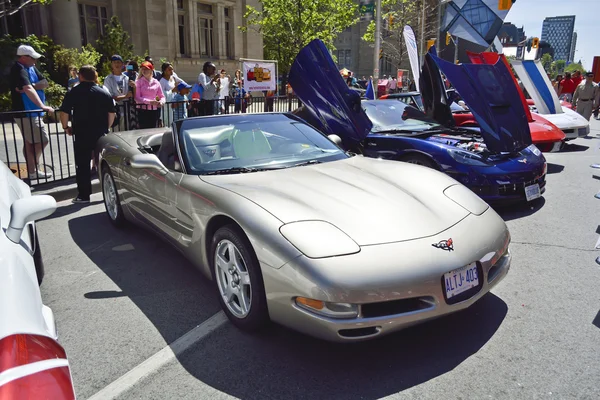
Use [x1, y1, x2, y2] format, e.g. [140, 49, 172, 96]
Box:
[214, 239, 252, 318]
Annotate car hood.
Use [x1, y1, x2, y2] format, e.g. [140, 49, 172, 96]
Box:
[202, 156, 475, 246]
[424, 51, 532, 153]
[288, 39, 373, 145]
[510, 60, 563, 115]
[537, 107, 589, 130]
[467, 51, 534, 123]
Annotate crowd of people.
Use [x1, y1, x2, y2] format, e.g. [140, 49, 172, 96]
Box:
[8, 45, 255, 204]
[551, 71, 600, 121]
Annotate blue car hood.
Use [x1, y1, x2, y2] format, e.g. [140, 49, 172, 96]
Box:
[422, 51, 532, 153]
[288, 39, 373, 144]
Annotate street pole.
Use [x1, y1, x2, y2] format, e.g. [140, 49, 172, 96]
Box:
[454, 36, 459, 64]
[373, 0, 381, 99]
[420, 0, 425, 65]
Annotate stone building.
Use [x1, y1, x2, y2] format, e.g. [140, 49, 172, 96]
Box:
[9, 0, 263, 83]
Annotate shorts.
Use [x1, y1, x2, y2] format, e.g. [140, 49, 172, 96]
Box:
[15, 116, 49, 144]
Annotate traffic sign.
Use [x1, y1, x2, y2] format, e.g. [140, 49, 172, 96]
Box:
[359, 0, 374, 21]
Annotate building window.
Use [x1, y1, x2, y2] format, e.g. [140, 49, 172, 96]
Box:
[177, 0, 184, 9]
[198, 3, 215, 57]
[78, 2, 108, 46]
[344, 50, 351, 68]
[224, 7, 232, 58]
[178, 15, 187, 55]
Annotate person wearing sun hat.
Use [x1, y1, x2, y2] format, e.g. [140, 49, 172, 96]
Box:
[10, 44, 55, 181]
[135, 60, 165, 128]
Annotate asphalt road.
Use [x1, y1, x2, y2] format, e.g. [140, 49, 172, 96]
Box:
[38, 119, 600, 400]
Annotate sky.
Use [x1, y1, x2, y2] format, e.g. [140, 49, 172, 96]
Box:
[504, 0, 597, 69]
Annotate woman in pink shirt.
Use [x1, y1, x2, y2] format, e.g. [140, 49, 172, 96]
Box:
[135, 61, 165, 128]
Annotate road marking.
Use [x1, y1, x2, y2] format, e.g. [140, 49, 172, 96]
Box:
[87, 311, 227, 400]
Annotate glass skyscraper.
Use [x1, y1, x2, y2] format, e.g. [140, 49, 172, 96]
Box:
[541, 15, 576, 62]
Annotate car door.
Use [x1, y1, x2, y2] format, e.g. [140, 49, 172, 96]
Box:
[288, 39, 372, 147]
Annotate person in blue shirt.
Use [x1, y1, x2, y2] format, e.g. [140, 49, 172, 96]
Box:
[234, 84, 249, 113]
[172, 82, 192, 121]
[9, 45, 55, 180]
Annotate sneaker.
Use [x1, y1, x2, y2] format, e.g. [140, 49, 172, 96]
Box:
[29, 169, 53, 180]
[72, 197, 90, 204]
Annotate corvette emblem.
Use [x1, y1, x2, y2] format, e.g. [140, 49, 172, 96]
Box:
[518, 159, 527, 164]
[432, 238, 454, 252]
[203, 148, 217, 156]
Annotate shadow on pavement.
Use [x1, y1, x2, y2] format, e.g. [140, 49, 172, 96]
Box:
[69, 212, 221, 345]
[560, 143, 589, 153]
[547, 163, 565, 174]
[494, 197, 546, 222]
[181, 293, 507, 400]
[593, 311, 600, 329]
[41, 201, 104, 221]
[68, 212, 508, 399]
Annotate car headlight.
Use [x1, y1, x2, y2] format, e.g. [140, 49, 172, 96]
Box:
[526, 144, 541, 156]
[279, 220, 360, 258]
[447, 149, 490, 166]
[444, 184, 489, 215]
[295, 297, 359, 319]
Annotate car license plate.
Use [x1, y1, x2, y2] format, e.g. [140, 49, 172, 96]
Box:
[444, 262, 479, 299]
[525, 183, 541, 202]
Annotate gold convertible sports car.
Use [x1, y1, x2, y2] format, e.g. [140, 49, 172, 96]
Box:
[97, 112, 511, 342]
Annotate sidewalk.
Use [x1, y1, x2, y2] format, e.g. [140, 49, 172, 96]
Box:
[32, 175, 101, 202]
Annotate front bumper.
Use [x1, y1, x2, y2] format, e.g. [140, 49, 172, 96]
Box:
[262, 210, 511, 342]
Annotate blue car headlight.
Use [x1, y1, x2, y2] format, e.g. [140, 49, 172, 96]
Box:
[447, 149, 490, 166]
[279, 221, 360, 258]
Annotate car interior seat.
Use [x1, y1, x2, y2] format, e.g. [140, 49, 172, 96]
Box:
[157, 131, 176, 170]
[231, 129, 272, 159]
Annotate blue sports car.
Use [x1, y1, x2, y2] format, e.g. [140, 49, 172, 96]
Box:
[289, 40, 547, 204]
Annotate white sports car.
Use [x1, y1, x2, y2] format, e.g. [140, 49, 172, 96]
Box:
[0, 162, 75, 399]
[511, 60, 590, 140]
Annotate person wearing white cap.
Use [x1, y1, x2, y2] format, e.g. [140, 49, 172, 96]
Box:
[10, 44, 55, 180]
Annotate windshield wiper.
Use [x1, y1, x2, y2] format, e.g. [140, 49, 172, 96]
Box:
[203, 166, 282, 175]
[287, 159, 322, 168]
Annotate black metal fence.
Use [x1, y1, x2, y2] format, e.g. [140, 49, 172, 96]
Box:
[0, 95, 302, 186]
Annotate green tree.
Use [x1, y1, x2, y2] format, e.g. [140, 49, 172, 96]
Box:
[540, 53, 553, 73]
[241, 0, 359, 77]
[564, 61, 584, 74]
[362, 0, 437, 71]
[54, 44, 101, 73]
[95, 16, 135, 77]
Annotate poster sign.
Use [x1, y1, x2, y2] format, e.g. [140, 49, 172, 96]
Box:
[243, 62, 276, 91]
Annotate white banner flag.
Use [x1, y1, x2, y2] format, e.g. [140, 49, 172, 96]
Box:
[242, 62, 276, 91]
[403, 25, 420, 92]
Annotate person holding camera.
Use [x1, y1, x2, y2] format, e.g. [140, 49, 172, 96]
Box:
[197, 61, 219, 115]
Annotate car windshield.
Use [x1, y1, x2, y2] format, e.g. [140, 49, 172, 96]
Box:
[363, 101, 441, 133]
[177, 114, 347, 175]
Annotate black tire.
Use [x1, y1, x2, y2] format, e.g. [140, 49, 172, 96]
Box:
[210, 224, 269, 331]
[32, 229, 44, 286]
[399, 153, 437, 169]
[101, 165, 126, 227]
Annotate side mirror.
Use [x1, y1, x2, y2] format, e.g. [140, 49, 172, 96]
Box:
[328, 134, 343, 147]
[6, 195, 56, 244]
[128, 154, 169, 175]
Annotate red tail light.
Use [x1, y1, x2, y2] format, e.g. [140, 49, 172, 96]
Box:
[0, 334, 75, 400]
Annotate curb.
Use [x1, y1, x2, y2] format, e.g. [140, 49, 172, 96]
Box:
[31, 178, 101, 203]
